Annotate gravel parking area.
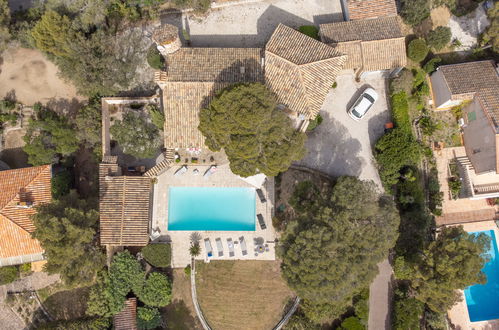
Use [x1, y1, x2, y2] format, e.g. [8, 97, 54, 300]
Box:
[163, 0, 343, 47]
[295, 71, 390, 189]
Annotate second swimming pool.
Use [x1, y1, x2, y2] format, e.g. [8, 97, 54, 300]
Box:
[167, 187, 256, 231]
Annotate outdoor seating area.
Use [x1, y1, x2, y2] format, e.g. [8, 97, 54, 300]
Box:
[198, 235, 273, 263]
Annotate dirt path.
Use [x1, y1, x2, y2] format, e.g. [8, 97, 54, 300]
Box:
[368, 259, 393, 330]
[0, 47, 83, 110]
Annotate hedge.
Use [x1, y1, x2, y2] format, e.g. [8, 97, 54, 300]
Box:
[391, 91, 411, 134]
[141, 244, 171, 268]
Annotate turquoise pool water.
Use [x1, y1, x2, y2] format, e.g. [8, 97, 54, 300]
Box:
[464, 230, 499, 322]
[168, 187, 256, 231]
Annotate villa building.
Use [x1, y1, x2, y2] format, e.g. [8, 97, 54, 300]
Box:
[430, 60, 499, 199]
[346, 0, 398, 21]
[0, 165, 51, 266]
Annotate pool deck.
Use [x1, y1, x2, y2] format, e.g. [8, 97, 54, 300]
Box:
[151, 163, 276, 268]
[447, 220, 499, 330]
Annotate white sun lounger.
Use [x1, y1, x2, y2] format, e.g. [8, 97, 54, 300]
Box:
[203, 165, 217, 178]
[215, 238, 224, 257]
[174, 165, 187, 176]
[239, 236, 248, 256]
[204, 238, 213, 258]
[227, 238, 235, 257]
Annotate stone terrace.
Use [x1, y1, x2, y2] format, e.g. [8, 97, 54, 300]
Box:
[151, 162, 275, 268]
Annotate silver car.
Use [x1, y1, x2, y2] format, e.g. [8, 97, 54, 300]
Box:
[347, 88, 379, 121]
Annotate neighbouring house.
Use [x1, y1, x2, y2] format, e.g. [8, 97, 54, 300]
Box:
[429, 60, 499, 199]
[346, 0, 398, 21]
[99, 156, 152, 248]
[113, 298, 137, 330]
[0, 165, 51, 266]
[319, 16, 407, 76]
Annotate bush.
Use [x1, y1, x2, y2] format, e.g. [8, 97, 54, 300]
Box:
[391, 92, 411, 133]
[332, 81, 338, 88]
[51, 170, 72, 199]
[0, 266, 18, 285]
[135, 272, 172, 307]
[184, 265, 191, 276]
[146, 45, 164, 70]
[298, 25, 319, 40]
[141, 244, 171, 268]
[137, 307, 161, 330]
[426, 26, 452, 50]
[37, 317, 111, 330]
[307, 114, 323, 131]
[340, 317, 364, 330]
[400, 0, 431, 26]
[407, 39, 429, 62]
[392, 291, 424, 330]
[423, 57, 442, 73]
[448, 177, 462, 199]
[147, 104, 164, 130]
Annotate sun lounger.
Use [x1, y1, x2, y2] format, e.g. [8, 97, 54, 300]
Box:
[174, 165, 187, 176]
[203, 165, 217, 178]
[257, 214, 267, 230]
[239, 236, 248, 256]
[204, 238, 213, 258]
[256, 189, 267, 203]
[215, 238, 224, 257]
[227, 238, 235, 257]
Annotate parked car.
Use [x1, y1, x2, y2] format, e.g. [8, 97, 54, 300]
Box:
[347, 88, 378, 121]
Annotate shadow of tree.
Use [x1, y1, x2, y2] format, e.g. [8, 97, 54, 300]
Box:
[46, 97, 84, 118]
[161, 298, 202, 330]
[0, 147, 28, 168]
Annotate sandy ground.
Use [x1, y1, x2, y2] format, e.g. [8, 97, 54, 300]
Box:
[449, 5, 490, 50]
[0, 48, 83, 107]
[162, 0, 343, 47]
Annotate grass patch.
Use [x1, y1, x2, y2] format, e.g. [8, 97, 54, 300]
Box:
[298, 25, 319, 40]
[147, 45, 165, 70]
[38, 284, 91, 321]
[196, 261, 293, 330]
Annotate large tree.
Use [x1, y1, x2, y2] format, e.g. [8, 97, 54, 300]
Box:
[0, 0, 10, 52]
[75, 99, 102, 149]
[31, 191, 104, 286]
[198, 83, 306, 177]
[409, 226, 489, 313]
[110, 111, 160, 159]
[279, 176, 400, 322]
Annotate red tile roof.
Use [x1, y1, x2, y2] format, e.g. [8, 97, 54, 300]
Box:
[0, 165, 51, 259]
[114, 298, 138, 330]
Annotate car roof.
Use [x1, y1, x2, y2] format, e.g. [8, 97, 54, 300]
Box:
[354, 96, 373, 116]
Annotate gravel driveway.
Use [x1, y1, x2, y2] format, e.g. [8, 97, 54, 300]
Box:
[163, 0, 343, 47]
[295, 71, 390, 189]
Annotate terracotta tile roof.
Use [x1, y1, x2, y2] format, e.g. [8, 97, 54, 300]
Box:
[99, 165, 152, 246]
[163, 82, 230, 149]
[157, 48, 264, 149]
[320, 17, 406, 71]
[348, 0, 398, 20]
[114, 298, 137, 330]
[436, 209, 497, 226]
[265, 24, 347, 119]
[438, 61, 499, 126]
[0, 165, 51, 259]
[164, 48, 263, 82]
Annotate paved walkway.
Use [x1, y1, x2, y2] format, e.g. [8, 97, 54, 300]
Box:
[368, 259, 392, 330]
[0, 272, 60, 330]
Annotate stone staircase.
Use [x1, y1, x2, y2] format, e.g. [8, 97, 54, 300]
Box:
[144, 148, 175, 177]
[455, 156, 473, 198]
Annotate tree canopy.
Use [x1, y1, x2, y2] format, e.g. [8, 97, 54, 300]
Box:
[135, 272, 172, 307]
[0, 0, 10, 52]
[279, 176, 400, 322]
[137, 307, 161, 330]
[198, 83, 306, 177]
[110, 111, 160, 159]
[408, 226, 489, 313]
[75, 99, 102, 149]
[31, 191, 104, 286]
[426, 26, 452, 50]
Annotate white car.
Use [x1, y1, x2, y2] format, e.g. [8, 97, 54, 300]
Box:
[347, 88, 379, 121]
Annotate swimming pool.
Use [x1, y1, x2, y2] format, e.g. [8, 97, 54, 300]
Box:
[167, 187, 256, 231]
[464, 230, 499, 322]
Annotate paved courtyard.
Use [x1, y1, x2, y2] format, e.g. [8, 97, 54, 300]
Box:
[162, 0, 343, 47]
[295, 71, 390, 189]
[151, 163, 276, 268]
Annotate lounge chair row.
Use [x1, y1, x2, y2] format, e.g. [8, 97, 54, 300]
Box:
[204, 237, 248, 258]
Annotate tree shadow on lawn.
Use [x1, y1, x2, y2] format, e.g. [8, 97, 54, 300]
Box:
[42, 286, 91, 321]
[162, 299, 202, 330]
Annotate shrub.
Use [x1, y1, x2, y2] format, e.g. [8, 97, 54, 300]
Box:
[141, 244, 171, 268]
[426, 26, 452, 50]
[135, 272, 172, 307]
[298, 25, 319, 40]
[147, 104, 164, 130]
[423, 57, 442, 73]
[194, 0, 211, 12]
[0, 266, 18, 285]
[137, 307, 161, 330]
[307, 114, 323, 131]
[400, 0, 430, 26]
[407, 39, 429, 62]
[391, 92, 411, 133]
[146, 45, 164, 70]
[448, 177, 462, 199]
[184, 265, 191, 276]
[51, 170, 72, 199]
[37, 317, 111, 330]
[340, 317, 364, 330]
[332, 81, 338, 88]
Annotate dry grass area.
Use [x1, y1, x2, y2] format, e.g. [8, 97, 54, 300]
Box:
[0, 47, 83, 108]
[431, 6, 451, 28]
[162, 269, 202, 330]
[37, 284, 90, 321]
[196, 260, 294, 330]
